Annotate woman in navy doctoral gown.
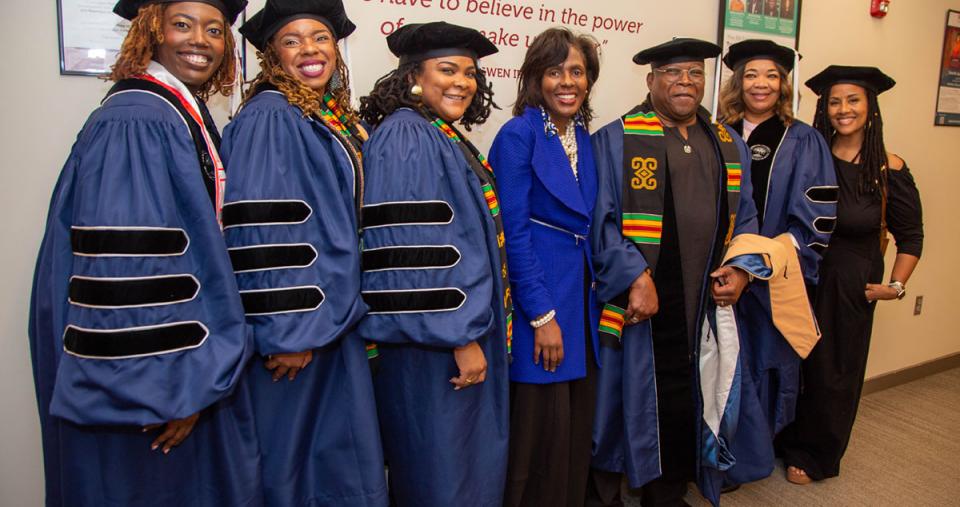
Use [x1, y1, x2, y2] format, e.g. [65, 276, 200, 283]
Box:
[716, 39, 837, 485]
[357, 21, 510, 507]
[221, 0, 387, 505]
[29, 1, 263, 505]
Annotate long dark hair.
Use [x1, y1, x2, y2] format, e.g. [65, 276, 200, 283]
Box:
[359, 60, 497, 130]
[513, 27, 600, 127]
[813, 87, 887, 198]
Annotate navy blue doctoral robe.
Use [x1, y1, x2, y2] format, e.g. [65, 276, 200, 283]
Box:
[221, 89, 387, 507]
[358, 108, 510, 507]
[725, 119, 837, 487]
[30, 88, 262, 506]
[590, 115, 762, 505]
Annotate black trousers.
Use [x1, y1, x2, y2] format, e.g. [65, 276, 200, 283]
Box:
[504, 337, 598, 507]
[504, 263, 599, 507]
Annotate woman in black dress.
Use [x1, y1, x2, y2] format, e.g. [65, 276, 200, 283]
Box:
[777, 66, 923, 484]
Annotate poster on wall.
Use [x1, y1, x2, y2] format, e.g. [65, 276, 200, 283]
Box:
[935, 10, 960, 126]
[716, 0, 801, 83]
[58, 0, 129, 75]
[342, 0, 720, 150]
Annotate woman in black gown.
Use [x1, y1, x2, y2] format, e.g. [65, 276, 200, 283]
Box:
[777, 66, 923, 484]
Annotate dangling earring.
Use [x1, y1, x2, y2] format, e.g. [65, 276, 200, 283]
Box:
[410, 84, 423, 97]
[329, 69, 342, 91]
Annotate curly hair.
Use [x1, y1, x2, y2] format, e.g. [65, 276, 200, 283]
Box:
[244, 40, 358, 122]
[513, 28, 601, 128]
[358, 60, 497, 130]
[717, 60, 794, 125]
[109, 4, 238, 100]
[813, 87, 887, 199]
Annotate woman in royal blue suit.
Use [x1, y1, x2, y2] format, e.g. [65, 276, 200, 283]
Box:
[489, 28, 601, 507]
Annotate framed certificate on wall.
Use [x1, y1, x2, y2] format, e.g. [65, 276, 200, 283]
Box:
[57, 1, 248, 79]
[57, 0, 129, 76]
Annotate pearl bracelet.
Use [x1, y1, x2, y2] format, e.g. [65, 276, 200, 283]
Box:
[530, 309, 556, 328]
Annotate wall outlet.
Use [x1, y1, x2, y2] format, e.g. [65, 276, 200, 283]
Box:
[913, 295, 923, 316]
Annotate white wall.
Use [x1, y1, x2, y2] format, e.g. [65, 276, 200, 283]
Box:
[793, 2, 960, 378]
[1, 1, 957, 504]
[1, 2, 108, 504]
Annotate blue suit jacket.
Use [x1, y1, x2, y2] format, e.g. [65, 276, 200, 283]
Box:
[489, 106, 600, 384]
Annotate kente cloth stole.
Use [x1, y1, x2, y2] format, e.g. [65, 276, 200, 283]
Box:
[426, 112, 514, 355]
[315, 93, 379, 359]
[315, 93, 365, 219]
[599, 103, 743, 343]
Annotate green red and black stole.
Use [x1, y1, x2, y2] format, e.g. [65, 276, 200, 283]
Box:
[316, 92, 367, 222]
[424, 111, 514, 355]
[599, 101, 743, 345]
[314, 92, 380, 361]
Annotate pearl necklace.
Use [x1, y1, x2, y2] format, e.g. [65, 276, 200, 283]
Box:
[560, 123, 579, 180]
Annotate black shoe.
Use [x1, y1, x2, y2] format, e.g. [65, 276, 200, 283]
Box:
[720, 483, 741, 494]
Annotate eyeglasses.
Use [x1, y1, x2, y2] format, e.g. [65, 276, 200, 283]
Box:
[654, 67, 707, 83]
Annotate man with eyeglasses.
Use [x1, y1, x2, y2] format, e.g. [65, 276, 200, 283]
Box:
[587, 38, 759, 506]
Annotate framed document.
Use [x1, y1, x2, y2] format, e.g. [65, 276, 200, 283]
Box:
[935, 10, 960, 126]
[57, 0, 129, 76]
[57, 1, 248, 79]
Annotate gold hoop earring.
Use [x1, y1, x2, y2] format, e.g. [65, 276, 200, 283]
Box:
[410, 84, 423, 97]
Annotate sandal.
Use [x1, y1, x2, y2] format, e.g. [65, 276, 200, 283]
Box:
[786, 465, 812, 485]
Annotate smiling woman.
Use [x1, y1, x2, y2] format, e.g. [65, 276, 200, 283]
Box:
[415, 55, 480, 123]
[29, 0, 264, 505]
[220, 1, 388, 505]
[357, 21, 511, 507]
[110, 1, 237, 99]
[715, 38, 838, 491]
[273, 18, 336, 91]
[359, 22, 496, 129]
[777, 65, 923, 487]
[490, 27, 603, 507]
[152, 3, 226, 92]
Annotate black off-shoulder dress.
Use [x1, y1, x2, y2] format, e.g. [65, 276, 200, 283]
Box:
[778, 157, 923, 480]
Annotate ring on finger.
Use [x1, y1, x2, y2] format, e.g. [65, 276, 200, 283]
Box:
[629, 316, 640, 324]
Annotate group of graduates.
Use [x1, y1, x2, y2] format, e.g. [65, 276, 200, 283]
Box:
[29, 0, 924, 506]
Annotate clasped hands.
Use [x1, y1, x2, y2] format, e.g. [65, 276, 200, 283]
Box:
[624, 265, 750, 325]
